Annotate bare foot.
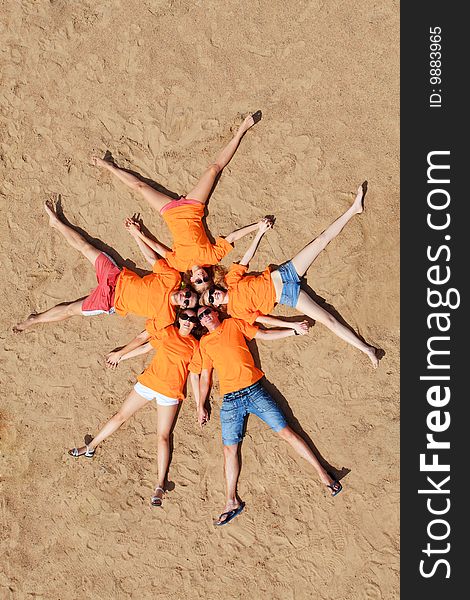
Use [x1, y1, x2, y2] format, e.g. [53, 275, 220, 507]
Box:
[238, 110, 262, 135]
[91, 155, 113, 170]
[353, 180, 368, 214]
[13, 314, 37, 333]
[367, 346, 379, 369]
[44, 200, 60, 228]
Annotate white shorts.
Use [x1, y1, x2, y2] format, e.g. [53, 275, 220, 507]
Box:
[82, 307, 116, 317]
[134, 382, 179, 406]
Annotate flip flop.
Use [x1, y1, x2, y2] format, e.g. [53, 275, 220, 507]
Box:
[68, 444, 95, 459]
[326, 472, 343, 497]
[150, 486, 165, 507]
[214, 502, 245, 526]
[251, 110, 262, 124]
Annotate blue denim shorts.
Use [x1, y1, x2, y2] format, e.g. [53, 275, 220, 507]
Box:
[278, 260, 301, 307]
[220, 380, 288, 446]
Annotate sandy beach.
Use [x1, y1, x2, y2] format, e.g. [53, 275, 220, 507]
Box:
[1, 1, 399, 598]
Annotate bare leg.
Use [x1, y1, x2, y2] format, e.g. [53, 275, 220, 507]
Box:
[13, 202, 101, 333]
[214, 443, 242, 525]
[186, 114, 260, 204]
[44, 200, 101, 265]
[151, 403, 180, 504]
[70, 389, 148, 455]
[291, 184, 365, 277]
[13, 299, 84, 333]
[296, 290, 378, 367]
[92, 156, 172, 213]
[276, 426, 342, 495]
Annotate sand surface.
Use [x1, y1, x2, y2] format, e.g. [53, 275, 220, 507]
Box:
[1, 1, 399, 599]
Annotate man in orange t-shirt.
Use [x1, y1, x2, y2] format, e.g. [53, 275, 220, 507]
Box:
[13, 201, 198, 333]
[196, 307, 343, 527]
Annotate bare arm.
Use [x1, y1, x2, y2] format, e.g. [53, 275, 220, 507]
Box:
[224, 221, 259, 244]
[124, 217, 170, 266]
[239, 218, 273, 266]
[225, 216, 274, 245]
[255, 315, 309, 335]
[189, 372, 201, 409]
[255, 327, 308, 341]
[105, 330, 151, 370]
[197, 368, 212, 427]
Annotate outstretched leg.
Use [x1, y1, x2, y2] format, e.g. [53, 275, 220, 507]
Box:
[151, 403, 180, 505]
[45, 200, 101, 265]
[291, 183, 365, 277]
[296, 290, 378, 367]
[276, 426, 342, 496]
[214, 443, 243, 525]
[13, 300, 84, 333]
[92, 156, 172, 213]
[69, 389, 148, 456]
[186, 113, 261, 204]
[13, 201, 101, 333]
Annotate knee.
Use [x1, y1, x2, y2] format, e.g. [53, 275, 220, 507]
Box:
[157, 432, 170, 445]
[277, 426, 295, 441]
[207, 163, 222, 177]
[114, 411, 128, 426]
[132, 180, 147, 192]
[223, 444, 238, 457]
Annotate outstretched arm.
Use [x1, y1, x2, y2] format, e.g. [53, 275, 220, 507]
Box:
[255, 325, 309, 342]
[239, 218, 273, 266]
[225, 216, 274, 245]
[197, 368, 212, 427]
[124, 217, 171, 266]
[106, 330, 152, 370]
[255, 315, 309, 336]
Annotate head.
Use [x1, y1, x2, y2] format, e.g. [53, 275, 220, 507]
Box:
[176, 308, 199, 336]
[189, 266, 212, 294]
[200, 285, 227, 308]
[197, 305, 221, 331]
[175, 288, 198, 309]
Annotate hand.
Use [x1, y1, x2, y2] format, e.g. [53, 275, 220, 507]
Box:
[197, 406, 209, 428]
[257, 216, 274, 234]
[293, 320, 309, 336]
[106, 351, 122, 370]
[124, 217, 141, 236]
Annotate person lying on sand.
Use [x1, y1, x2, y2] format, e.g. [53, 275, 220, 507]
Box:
[196, 306, 341, 527]
[200, 183, 379, 368]
[13, 200, 197, 333]
[69, 308, 201, 508]
[91, 111, 263, 294]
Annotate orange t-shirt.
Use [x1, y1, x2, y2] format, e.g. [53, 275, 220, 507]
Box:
[138, 325, 202, 400]
[200, 318, 263, 396]
[114, 259, 180, 330]
[163, 203, 233, 271]
[225, 263, 277, 324]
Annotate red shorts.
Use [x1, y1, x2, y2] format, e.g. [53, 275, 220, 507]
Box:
[81, 253, 121, 315]
[160, 196, 201, 215]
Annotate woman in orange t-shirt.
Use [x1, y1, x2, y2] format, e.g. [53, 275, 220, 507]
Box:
[92, 112, 264, 294]
[201, 184, 379, 368]
[68, 308, 202, 508]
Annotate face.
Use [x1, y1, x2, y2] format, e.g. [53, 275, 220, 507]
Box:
[178, 289, 198, 309]
[190, 268, 211, 294]
[203, 287, 224, 307]
[178, 309, 198, 334]
[197, 306, 219, 328]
